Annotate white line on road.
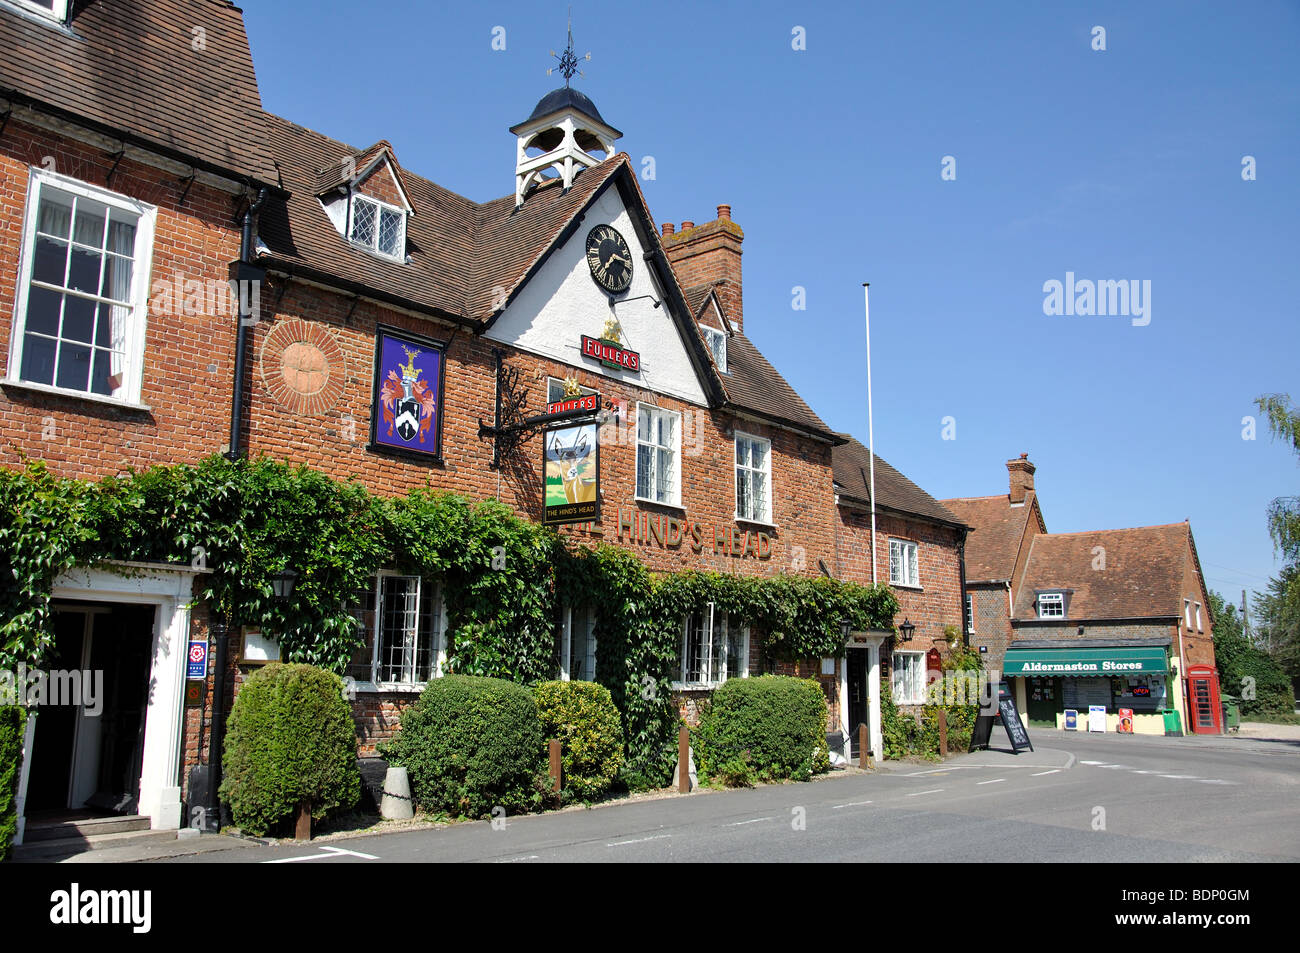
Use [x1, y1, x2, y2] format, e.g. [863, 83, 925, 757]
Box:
[1158, 775, 1200, 780]
[1031, 769, 1060, 776]
[263, 845, 379, 863]
[907, 789, 944, 797]
[606, 834, 671, 847]
[1079, 760, 1109, 765]
[725, 817, 774, 827]
[498, 855, 540, 863]
[976, 778, 1005, 785]
[831, 800, 874, 809]
[1197, 779, 1237, 785]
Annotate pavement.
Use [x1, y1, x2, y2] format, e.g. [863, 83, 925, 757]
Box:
[22, 725, 1297, 864]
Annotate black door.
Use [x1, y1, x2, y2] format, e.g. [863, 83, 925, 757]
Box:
[85, 604, 154, 813]
[24, 610, 88, 814]
[847, 649, 868, 758]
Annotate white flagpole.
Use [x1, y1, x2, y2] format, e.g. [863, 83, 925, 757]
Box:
[864, 282, 877, 585]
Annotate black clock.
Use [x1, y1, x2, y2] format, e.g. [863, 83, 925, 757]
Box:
[585, 225, 633, 293]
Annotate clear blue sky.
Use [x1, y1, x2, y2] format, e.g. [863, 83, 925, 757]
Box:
[242, 1, 1299, 606]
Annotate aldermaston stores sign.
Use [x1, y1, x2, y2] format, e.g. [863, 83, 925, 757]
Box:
[1001, 646, 1170, 676]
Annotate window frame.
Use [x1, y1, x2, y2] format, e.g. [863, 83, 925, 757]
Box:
[367, 571, 446, 690]
[634, 402, 682, 507]
[734, 430, 772, 524]
[1194, 602, 1203, 631]
[1184, 598, 1192, 628]
[965, 593, 975, 634]
[700, 324, 727, 373]
[891, 650, 925, 705]
[9, 0, 68, 22]
[557, 604, 598, 682]
[546, 376, 598, 405]
[676, 607, 749, 689]
[1037, 591, 1065, 619]
[6, 167, 156, 406]
[888, 537, 920, 588]
[347, 193, 407, 261]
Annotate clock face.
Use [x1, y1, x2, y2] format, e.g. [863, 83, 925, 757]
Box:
[585, 225, 633, 294]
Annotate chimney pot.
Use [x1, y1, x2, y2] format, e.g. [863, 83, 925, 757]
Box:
[662, 222, 675, 236]
[716, 204, 732, 221]
[1006, 454, 1037, 504]
[681, 220, 694, 231]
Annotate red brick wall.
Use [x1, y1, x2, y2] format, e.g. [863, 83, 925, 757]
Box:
[0, 118, 243, 478]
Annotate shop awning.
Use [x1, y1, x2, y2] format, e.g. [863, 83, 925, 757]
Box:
[1002, 646, 1169, 676]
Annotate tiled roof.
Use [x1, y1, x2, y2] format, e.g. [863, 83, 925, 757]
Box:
[833, 437, 965, 526]
[1011, 523, 1193, 621]
[940, 494, 1038, 582]
[313, 140, 404, 201]
[259, 113, 626, 323]
[0, 0, 277, 184]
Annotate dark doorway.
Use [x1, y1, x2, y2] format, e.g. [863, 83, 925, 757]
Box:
[1025, 676, 1060, 727]
[847, 649, 869, 758]
[24, 602, 155, 817]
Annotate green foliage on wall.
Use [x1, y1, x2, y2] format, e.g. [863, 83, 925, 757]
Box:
[0, 705, 26, 861]
[0, 455, 900, 777]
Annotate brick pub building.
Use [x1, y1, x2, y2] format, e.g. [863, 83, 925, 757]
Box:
[1, 0, 969, 837]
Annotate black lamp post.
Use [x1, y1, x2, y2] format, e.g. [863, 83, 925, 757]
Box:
[270, 568, 298, 602]
[898, 618, 916, 642]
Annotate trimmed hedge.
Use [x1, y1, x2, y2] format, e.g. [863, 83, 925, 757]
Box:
[380, 675, 544, 818]
[535, 680, 624, 801]
[219, 663, 360, 836]
[1, 706, 25, 861]
[693, 676, 829, 785]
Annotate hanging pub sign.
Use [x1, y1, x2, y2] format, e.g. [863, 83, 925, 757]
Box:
[581, 334, 640, 372]
[370, 325, 446, 460]
[543, 421, 600, 525]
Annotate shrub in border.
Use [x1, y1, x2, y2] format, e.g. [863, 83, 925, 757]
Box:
[535, 680, 624, 801]
[219, 663, 360, 836]
[1, 706, 26, 861]
[693, 676, 829, 785]
[380, 674, 544, 818]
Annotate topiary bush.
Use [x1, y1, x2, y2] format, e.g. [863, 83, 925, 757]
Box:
[693, 676, 829, 785]
[535, 680, 624, 801]
[1, 706, 26, 861]
[219, 663, 360, 836]
[379, 675, 544, 818]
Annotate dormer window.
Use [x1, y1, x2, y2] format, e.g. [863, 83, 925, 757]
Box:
[701, 325, 727, 373]
[349, 195, 405, 260]
[1037, 592, 1065, 618]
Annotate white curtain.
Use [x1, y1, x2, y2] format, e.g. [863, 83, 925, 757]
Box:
[105, 214, 136, 391]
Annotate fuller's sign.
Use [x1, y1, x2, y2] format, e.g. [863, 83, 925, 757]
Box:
[547, 393, 601, 416]
[581, 335, 640, 372]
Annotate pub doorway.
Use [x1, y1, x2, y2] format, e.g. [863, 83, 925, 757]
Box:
[23, 602, 156, 819]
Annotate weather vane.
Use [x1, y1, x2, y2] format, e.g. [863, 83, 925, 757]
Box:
[547, 8, 590, 87]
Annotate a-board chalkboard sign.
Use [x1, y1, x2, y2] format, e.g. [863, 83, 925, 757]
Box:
[969, 681, 1034, 752]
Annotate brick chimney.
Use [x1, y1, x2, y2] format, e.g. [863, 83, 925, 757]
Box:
[661, 204, 744, 331]
[1007, 453, 1036, 504]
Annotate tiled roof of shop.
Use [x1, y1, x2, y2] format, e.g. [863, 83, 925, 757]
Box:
[1011, 523, 1193, 621]
[0, 0, 278, 184]
[833, 437, 965, 526]
[940, 494, 1039, 582]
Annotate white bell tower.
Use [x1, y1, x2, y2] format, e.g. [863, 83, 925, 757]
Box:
[511, 24, 621, 207]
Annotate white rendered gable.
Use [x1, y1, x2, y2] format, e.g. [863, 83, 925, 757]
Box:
[484, 187, 709, 406]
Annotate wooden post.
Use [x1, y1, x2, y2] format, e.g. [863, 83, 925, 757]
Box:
[294, 802, 311, 841]
[548, 738, 562, 794]
[938, 709, 948, 757]
[858, 723, 869, 769]
[678, 724, 690, 793]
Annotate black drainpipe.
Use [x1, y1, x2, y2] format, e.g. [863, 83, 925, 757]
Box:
[226, 187, 267, 461]
[205, 188, 266, 830]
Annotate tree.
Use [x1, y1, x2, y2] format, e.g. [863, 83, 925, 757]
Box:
[1211, 590, 1293, 717]
[1253, 567, 1300, 680]
[1255, 393, 1300, 565]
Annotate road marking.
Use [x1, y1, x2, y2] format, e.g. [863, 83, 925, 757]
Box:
[1131, 770, 1159, 774]
[1079, 760, 1109, 765]
[1197, 779, 1237, 785]
[606, 833, 671, 847]
[907, 789, 944, 797]
[725, 817, 774, 827]
[498, 855, 540, 863]
[1031, 769, 1060, 776]
[1158, 774, 1199, 780]
[263, 845, 379, 863]
[976, 778, 1005, 785]
[1096, 764, 1130, 770]
[831, 800, 874, 809]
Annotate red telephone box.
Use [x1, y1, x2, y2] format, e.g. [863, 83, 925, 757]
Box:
[1186, 665, 1223, 734]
